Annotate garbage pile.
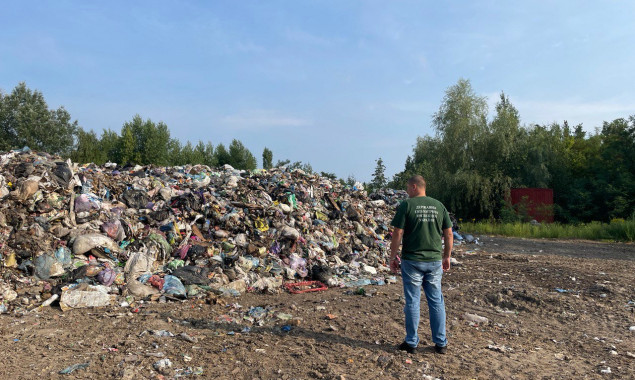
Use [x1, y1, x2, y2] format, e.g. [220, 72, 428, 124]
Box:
[0, 149, 408, 313]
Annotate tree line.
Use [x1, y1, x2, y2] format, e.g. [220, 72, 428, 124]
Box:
[3, 81, 632, 223]
[387, 79, 634, 224]
[0, 82, 264, 170]
[0, 82, 358, 182]
[72, 115, 258, 170]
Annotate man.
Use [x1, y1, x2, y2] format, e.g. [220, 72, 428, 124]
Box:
[390, 175, 453, 354]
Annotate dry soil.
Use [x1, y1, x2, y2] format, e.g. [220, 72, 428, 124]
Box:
[0, 236, 633, 380]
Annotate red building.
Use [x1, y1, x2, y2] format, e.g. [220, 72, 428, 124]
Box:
[509, 188, 554, 223]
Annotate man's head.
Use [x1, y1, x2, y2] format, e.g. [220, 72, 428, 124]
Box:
[406, 175, 426, 198]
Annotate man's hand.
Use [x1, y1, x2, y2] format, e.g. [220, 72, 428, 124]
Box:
[442, 256, 451, 272]
[442, 227, 453, 272]
[390, 256, 401, 274]
[390, 227, 404, 274]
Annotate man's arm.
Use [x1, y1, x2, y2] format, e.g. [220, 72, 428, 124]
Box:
[390, 227, 404, 273]
[442, 227, 453, 271]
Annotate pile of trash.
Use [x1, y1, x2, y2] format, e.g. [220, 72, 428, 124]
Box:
[0, 149, 409, 313]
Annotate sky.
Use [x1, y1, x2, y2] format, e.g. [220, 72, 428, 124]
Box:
[1, 1, 634, 182]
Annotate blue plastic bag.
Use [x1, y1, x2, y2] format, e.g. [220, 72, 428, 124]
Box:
[163, 275, 186, 297]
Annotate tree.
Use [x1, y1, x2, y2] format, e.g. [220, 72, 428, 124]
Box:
[484, 92, 521, 180]
[215, 143, 231, 166]
[391, 78, 634, 222]
[203, 142, 217, 167]
[344, 174, 358, 188]
[426, 79, 493, 218]
[192, 141, 206, 164]
[180, 141, 195, 165]
[118, 115, 170, 165]
[275, 159, 291, 167]
[369, 157, 387, 192]
[143, 121, 170, 165]
[99, 129, 120, 164]
[0, 82, 78, 156]
[167, 138, 183, 165]
[320, 172, 338, 180]
[228, 139, 257, 170]
[432, 78, 488, 171]
[392, 80, 517, 219]
[262, 147, 273, 169]
[71, 128, 103, 164]
[118, 124, 138, 165]
[595, 117, 635, 220]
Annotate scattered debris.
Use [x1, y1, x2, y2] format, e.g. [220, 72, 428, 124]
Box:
[463, 312, 489, 324]
[487, 343, 513, 353]
[59, 362, 90, 374]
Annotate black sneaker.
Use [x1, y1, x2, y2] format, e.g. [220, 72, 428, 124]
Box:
[434, 344, 447, 354]
[398, 341, 416, 354]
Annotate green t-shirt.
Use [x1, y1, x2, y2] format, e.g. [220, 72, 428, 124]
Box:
[390, 196, 452, 261]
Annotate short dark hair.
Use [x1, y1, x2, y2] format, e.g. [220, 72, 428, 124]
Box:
[407, 175, 426, 188]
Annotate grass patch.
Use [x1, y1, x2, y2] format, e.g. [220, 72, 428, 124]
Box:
[462, 218, 635, 242]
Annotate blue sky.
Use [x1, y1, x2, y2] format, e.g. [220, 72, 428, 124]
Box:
[1, 1, 634, 181]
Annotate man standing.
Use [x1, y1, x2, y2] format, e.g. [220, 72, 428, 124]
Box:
[390, 175, 453, 354]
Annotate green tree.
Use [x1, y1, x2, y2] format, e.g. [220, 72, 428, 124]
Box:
[0, 82, 78, 156]
[392, 78, 634, 222]
[275, 159, 291, 167]
[228, 139, 257, 170]
[485, 93, 521, 181]
[180, 141, 195, 165]
[344, 174, 358, 187]
[192, 141, 206, 164]
[425, 79, 493, 218]
[118, 124, 138, 164]
[203, 141, 217, 167]
[71, 128, 103, 164]
[119, 115, 170, 165]
[320, 172, 338, 180]
[143, 121, 170, 165]
[595, 117, 635, 220]
[262, 147, 273, 169]
[167, 138, 183, 165]
[215, 143, 231, 166]
[392, 80, 517, 219]
[514, 124, 553, 188]
[287, 161, 313, 173]
[432, 78, 488, 171]
[369, 157, 387, 192]
[100, 129, 120, 164]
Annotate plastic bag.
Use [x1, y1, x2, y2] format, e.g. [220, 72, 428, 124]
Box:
[74, 194, 100, 213]
[52, 246, 73, 269]
[163, 275, 186, 297]
[97, 268, 117, 286]
[171, 266, 209, 285]
[52, 162, 72, 187]
[175, 244, 191, 260]
[121, 189, 149, 209]
[73, 233, 120, 256]
[101, 219, 125, 241]
[289, 253, 308, 277]
[60, 285, 114, 310]
[149, 274, 165, 290]
[34, 254, 65, 279]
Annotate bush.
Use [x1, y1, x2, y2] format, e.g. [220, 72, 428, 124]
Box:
[462, 216, 635, 242]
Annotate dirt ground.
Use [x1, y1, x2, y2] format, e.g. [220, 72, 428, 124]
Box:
[0, 236, 633, 380]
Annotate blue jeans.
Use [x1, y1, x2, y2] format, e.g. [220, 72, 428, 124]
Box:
[401, 259, 447, 347]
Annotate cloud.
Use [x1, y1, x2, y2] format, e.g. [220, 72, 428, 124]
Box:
[285, 29, 341, 47]
[234, 41, 266, 53]
[383, 100, 435, 113]
[220, 110, 312, 129]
